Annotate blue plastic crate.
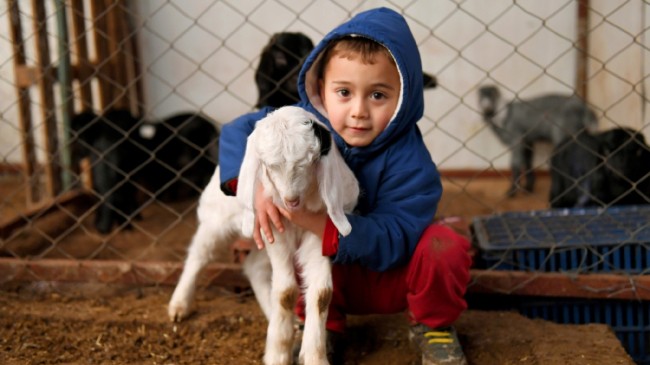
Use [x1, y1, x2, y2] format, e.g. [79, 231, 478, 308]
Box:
[471, 205, 650, 363]
[472, 205, 650, 273]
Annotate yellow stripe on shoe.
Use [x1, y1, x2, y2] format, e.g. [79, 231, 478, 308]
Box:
[428, 338, 454, 344]
[424, 331, 454, 344]
[424, 331, 452, 337]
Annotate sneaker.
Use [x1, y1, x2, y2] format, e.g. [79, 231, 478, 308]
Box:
[292, 324, 346, 365]
[409, 324, 467, 365]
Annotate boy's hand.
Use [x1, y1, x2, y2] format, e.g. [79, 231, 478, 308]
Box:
[253, 182, 284, 249]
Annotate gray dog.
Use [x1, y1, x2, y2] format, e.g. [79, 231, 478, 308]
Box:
[478, 85, 598, 196]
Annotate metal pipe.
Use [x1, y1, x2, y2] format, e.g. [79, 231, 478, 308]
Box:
[54, 0, 73, 190]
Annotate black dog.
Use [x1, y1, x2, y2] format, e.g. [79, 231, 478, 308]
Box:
[70, 110, 219, 233]
[135, 113, 219, 202]
[255, 32, 314, 108]
[70, 110, 145, 233]
[550, 127, 650, 208]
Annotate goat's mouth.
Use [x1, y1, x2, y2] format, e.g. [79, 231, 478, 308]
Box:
[284, 198, 301, 210]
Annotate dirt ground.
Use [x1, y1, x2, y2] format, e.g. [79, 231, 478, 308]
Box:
[0, 172, 638, 364]
[0, 285, 634, 365]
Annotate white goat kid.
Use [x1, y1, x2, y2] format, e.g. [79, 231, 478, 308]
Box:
[168, 106, 359, 365]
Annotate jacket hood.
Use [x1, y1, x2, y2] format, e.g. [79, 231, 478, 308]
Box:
[298, 7, 425, 156]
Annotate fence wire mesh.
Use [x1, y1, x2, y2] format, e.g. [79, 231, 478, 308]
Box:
[0, 0, 650, 297]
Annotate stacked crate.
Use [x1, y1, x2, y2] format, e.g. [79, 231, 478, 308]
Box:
[472, 205, 650, 363]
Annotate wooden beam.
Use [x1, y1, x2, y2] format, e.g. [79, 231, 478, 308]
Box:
[0, 259, 249, 289]
[469, 269, 650, 301]
[576, 0, 590, 99]
[105, 0, 128, 110]
[89, 0, 112, 111]
[439, 169, 550, 179]
[69, 0, 95, 111]
[14, 64, 38, 88]
[0, 258, 648, 302]
[115, 0, 142, 116]
[0, 189, 93, 240]
[32, 0, 63, 197]
[8, 0, 39, 204]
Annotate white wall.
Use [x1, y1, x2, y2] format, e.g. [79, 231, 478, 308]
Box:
[1, 0, 649, 171]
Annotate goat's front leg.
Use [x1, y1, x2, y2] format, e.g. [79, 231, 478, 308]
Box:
[264, 232, 299, 365]
[297, 234, 332, 365]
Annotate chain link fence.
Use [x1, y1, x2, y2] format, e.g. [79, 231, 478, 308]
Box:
[1, 0, 650, 334]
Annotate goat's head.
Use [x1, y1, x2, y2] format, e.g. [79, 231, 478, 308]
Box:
[237, 106, 359, 237]
[477, 85, 501, 118]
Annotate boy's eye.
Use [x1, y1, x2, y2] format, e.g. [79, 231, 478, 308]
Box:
[371, 92, 386, 100]
[336, 89, 350, 97]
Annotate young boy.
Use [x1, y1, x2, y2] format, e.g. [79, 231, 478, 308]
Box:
[218, 7, 472, 365]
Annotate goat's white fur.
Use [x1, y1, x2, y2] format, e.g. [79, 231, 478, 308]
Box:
[168, 106, 359, 365]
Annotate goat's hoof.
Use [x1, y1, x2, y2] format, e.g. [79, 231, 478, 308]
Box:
[263, 352, 293, 365]
[167, 301, 191, 322]
[298, 354, 329, 365]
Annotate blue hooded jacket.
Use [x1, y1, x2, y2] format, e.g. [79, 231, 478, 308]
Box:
[218, 7, 442, 271]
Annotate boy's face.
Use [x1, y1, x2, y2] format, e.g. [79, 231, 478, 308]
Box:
[319, 51, 400, 147]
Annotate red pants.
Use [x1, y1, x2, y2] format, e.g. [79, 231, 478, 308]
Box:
[296, 223, 472, 333]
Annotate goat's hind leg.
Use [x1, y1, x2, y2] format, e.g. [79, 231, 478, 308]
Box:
[264, 235, 299, 365]
[243, 247, 273, 320]
[297, 236, 332, 365]
[168, 221, 237, 322]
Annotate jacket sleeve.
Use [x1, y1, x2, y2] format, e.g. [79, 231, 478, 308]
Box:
[328, 142, 442, 272]
[218, 108, 273, 195]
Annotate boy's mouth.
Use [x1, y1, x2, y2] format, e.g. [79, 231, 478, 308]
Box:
[348, 126, 369, 132]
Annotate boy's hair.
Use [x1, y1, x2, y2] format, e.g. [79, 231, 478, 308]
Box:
[317, 36, 395, 79]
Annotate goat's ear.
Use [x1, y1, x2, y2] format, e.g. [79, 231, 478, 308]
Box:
[318, 142, 358, 237]
[236, 134, 260, 237]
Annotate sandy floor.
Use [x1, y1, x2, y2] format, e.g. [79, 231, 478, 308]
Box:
[0, 285, 634, 365]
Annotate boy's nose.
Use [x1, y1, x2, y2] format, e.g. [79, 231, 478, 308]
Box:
[351, 98, 369, 119]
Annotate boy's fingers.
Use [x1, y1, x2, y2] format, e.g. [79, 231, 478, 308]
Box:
[253, 221, 265, 249]
[268, 207, 285, 233]
[257, 212, 274, 244]
[277, 207, 290, 220]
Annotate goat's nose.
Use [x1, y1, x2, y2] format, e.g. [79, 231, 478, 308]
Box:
[285, 198, 300, 209]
